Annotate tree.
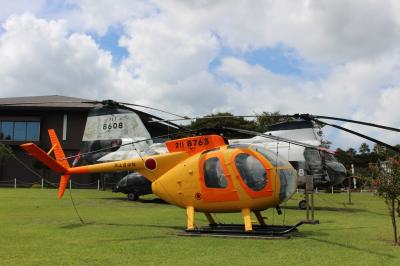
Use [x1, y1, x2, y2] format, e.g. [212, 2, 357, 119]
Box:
[254, 111, 288, 132]
[373, 158, 400, 245]
[373, 144, 400, 160]
[189, 111, 298, 138]
[346, 148, 357, 157]
[189, 112, 257, 138]
[335, 148, 352, 169]
[359, 143, 370, 155]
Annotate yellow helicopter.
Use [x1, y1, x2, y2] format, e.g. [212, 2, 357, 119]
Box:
[21, 129, 298, 232]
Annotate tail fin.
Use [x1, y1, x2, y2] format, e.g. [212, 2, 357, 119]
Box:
[48, 129, 70, 169]
[48, 129, 71, 199]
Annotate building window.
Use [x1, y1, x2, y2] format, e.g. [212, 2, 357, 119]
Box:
[14, 122, 27, 141]
[0, 121, 13, 140]
[0, 121, 40, 141]
[26, 122, 40, 141]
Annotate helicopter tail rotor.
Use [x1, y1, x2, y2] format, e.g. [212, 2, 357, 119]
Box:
[20, 129, 72, 198]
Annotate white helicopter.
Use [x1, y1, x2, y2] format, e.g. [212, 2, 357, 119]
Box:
[229, 119, 347, 189]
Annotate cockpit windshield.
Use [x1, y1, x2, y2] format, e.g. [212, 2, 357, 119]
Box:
[321, 151, 337, 162]
[304, 149, 321, 164]
[304, 148, 338, 164]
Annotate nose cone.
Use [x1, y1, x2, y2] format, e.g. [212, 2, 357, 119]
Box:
[326, 162, 347, 186]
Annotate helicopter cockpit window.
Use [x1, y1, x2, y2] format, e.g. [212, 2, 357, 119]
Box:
[234, 153, 267, 191]
[250, 146, 287, 166]
[89, 139, 121, 153]
[203, 157, 228, 188]
[304, 149, 321, 164]
[321, 151, 337, 162]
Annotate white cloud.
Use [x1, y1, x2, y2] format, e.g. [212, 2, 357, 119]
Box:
[120, 17, 219, 83]
[64, 0, 157, 35]
[1, 2, 400, 150]
[0, 0, 45, 21]
[151, 0, 400, 64]
[0, 13, 117, 99]
[216, 53, 400, 149]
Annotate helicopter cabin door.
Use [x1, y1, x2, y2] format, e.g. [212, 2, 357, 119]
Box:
[230, 151, 273, 198]
[199, 152, 239, 203]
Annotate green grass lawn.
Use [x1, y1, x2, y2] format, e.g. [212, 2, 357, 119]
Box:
[0, 188, 399, 265]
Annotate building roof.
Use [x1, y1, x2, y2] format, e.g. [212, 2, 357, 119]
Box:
[0, 95, 184, 132]
[0, 95, 99, 110]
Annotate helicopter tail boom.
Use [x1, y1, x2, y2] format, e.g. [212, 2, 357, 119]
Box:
[21, 138, 189, 198]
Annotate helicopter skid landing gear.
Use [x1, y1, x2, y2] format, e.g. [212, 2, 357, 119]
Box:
[254, 211, 266, 226]
[180, 222, 303, 239]
[204, 213, 217, 226]
[181, 209, 302, 239]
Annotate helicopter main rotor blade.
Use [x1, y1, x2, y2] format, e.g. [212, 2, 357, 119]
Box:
[0, 98, 189, 131]
[0, 99, 189, 120]
[117, 101, 189, 119]
[4, 99, 399, 133]
[150, 113, 400, 133]
[221, 126, 324, 151]
[80, 99, 189, 130]
[309, 118, 400, 154]
[63, 128, 198, 160]
[147, 115, 268, 123]
[295, 114, 400, 132]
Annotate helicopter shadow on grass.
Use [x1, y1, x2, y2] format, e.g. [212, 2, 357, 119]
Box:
[60, 221, 183, 231]
[363, 209, 392, 217]
[306, 237, 396, 259]
[292, 229, 329, 238]
[60, 222, 177, 241]
[95, 235, 175, 243]
[294, 227, 395, 259]
[282, 205, 367, 213]
[296, 225, 370, 237]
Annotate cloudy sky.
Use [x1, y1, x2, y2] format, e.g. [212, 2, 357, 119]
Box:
[0, 0, 399, 150]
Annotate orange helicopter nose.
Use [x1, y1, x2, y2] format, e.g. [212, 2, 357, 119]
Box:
[152, 179, 175, 205]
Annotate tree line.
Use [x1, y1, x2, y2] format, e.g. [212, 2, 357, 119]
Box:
[335, 143, 400, 184]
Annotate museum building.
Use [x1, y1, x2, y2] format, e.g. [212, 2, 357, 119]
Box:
[0, 95, 174, 187]
[0, 95, 98, 186]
